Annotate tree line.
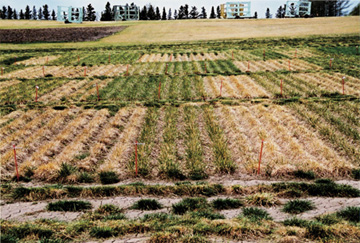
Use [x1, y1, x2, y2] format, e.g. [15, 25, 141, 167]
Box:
[1, 1, 356, 21]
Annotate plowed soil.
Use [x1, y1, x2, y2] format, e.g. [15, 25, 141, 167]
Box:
[0, 26, 127, 43]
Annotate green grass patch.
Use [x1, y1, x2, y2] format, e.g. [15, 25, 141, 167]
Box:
[336, 207, 360, 223]
[130, 199, 163, 210]
[47, 200, 92, 212]
[293, 170, 316, 180]
[211, 198, 243, 210]
[282, 199, 315, 214]
[239, 207, 272, 221]
[283, 217, 310, 227]
[99, 171, 120, 185]
[172, 197, 210, 215]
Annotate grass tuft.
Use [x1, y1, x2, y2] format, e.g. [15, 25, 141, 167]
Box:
[77, 172, 95, 183]
[239, 207, 272, 221]
[172, 197, 210, 215]
[336, 207, 360, 223]
[99, 171, 120, 184]
[57, 162, 77, 180]
[47, 200, 92, 212]
[190, 210, 225, 220]
[283, 217, 310, 227]
[131, 199, 163, 210]
[315, 214, 341, 225]
[282, 199, 315, 214]
[351, 169, 360, 180]
[293, 170, 315, 180]
[95, 204, 123, 215]
[90, 226, 113, 238]
[246, 193, 280, 207]
[211, 198, 243, 210]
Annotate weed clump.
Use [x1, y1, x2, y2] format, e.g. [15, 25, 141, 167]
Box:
[315, 214, 341, 225]
[211, 198, 243, 210]
[239, 207, 272, 221]
[90, 226, 113, 238]
[351, 169, 360, 180]
[336, 207, 360, 223]
[190, 210, 225, 220]
[77, 172, 95, 183]
[47, 200, 92, 212]
[293, 170, 315, 180]
[172, 197, 210, 215]
[283, 217, 310, 227]
[131, 199, 163, 210]
[282, 199, 315, 214]
[57, 162, 77, 181]
[99, 171, 119, 184]
[95, 204, 123, 215]
[246, 193, 280, 207]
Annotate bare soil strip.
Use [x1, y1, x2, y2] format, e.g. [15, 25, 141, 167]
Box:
[0, 26, 127, 43]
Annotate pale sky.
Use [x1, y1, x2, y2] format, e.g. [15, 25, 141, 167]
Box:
[1, 0, 358, 19]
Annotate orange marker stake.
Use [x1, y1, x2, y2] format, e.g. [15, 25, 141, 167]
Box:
[263, 49, 265, 60]
[170, 54, 173, 62]
[42, 66, 45, 77]
[13, 145, 19, 182]
[96, 84, 100, 101]
[257, 139, 264, 175]
[35, 86, 39, 102]
[280, 79, 283, 97]
[14, 56, 17, 65]
[46, 56, 49, 64]
[84, 66, 87, 77]
[247, 61, 250, 72]
[126, 64, 129, 76]
[204, 63, 207, 74]
[288, 60, 291, 71]
[342, 76, 346, 95]
[78, 55, 80, 63]
[1, 67, 4, 75]
[108, 54, 111, 64]
[329, 58, 334, 69]
[158, 80, 162, 99]
[165, 63, 168, 75]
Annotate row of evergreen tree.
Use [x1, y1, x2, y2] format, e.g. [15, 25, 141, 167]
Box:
[0, 5, 55, 20]
[0, 1, 354, 21]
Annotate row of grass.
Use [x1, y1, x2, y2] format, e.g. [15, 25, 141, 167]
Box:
[6, 180, 359, 202]
[1, 206, 358, 242]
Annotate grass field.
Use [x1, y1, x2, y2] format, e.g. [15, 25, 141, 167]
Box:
[0, 18, 360, 243]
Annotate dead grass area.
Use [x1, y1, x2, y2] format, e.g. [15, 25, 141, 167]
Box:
[138, 53, 227, 62]
[16, 56, 60, 66]
[234, 59, 322, 72]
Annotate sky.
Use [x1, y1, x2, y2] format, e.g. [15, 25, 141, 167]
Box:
[1, 0, 358, 19]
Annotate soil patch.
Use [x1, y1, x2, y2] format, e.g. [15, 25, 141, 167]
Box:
[0, 26, 127, 43]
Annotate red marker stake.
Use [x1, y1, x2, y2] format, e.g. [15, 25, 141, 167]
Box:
[96, 84, 100, 101]
[204, 63, 207, 74]
[247, 61, 250, 72]
[78, 55, 80, 63]
[84, 66, 87, 77]
[170, 54, 172, 62]
[257, 139, 264, 175]
[42, 66, 45, 77]
[35, 86, 39, 102]
[329, 59, 333, 69]
[126, 65, 129, 76]
[342, 77, 345, 95]
[46, 56, 49, 64]
[135, 140, 138, 176]
[288, 60, 291, 71]
[158, 80, 162, 99]
[13, 145, 19, 182]
[14, 56, 17, 65]
[280, 79, 283, 97]
[263, 50, 265, 60]
[165, 63, 168, 75]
